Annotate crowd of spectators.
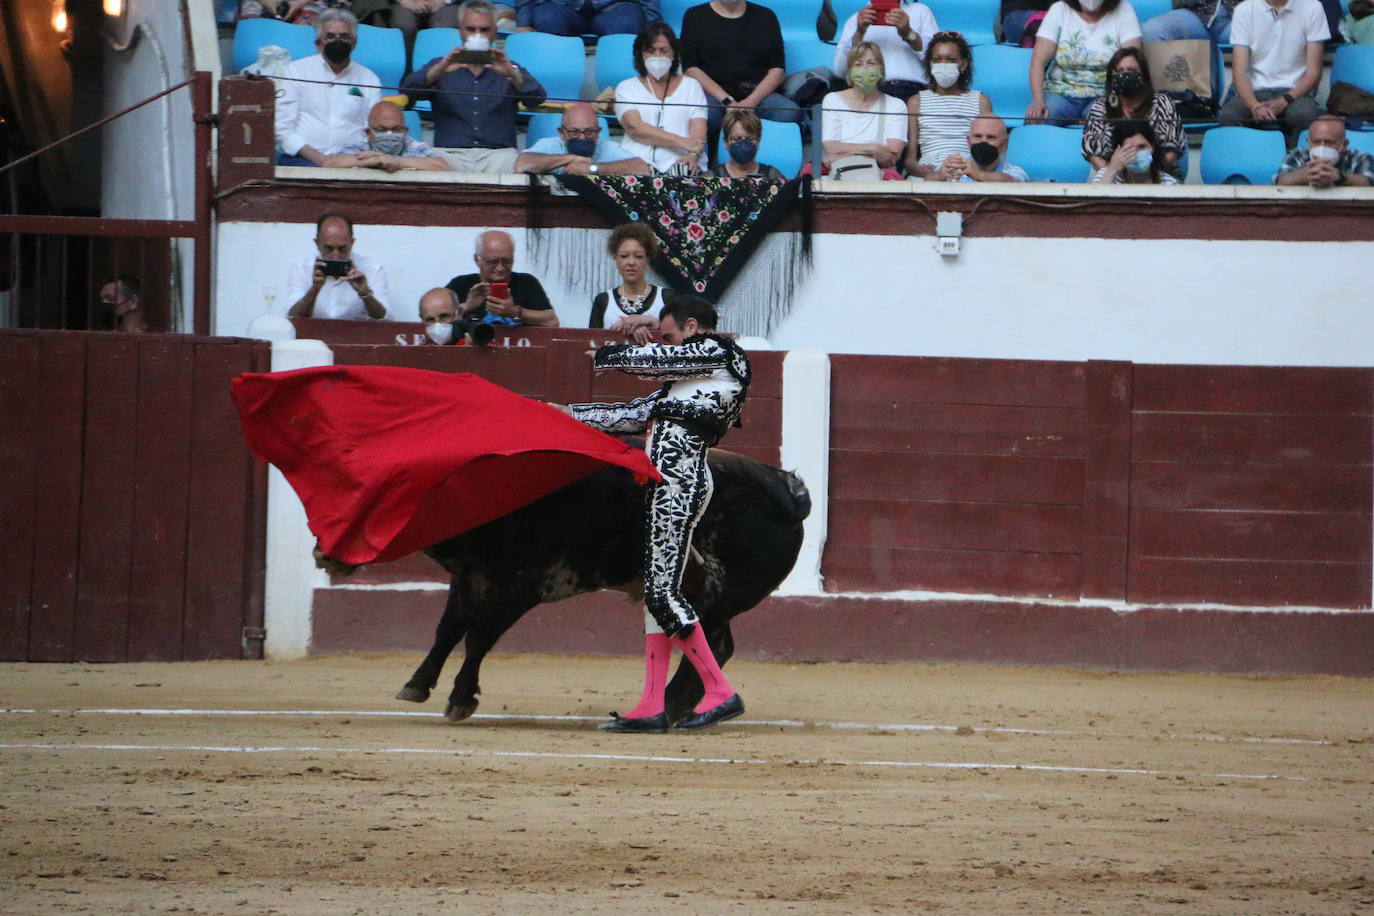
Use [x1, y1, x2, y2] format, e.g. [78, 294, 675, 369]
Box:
[258, 1, 1374, 188]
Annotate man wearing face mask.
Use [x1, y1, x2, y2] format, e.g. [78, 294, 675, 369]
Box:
[97, 275, 148, 333]
[274, 9, 382, 167]
[942, 115, 1029, 182]
[1275, 115, 1374, 187]
[418, 287, 462, 345]
[513, 103, 651, 175]
[832, 0, 940, 102]
[323, 101, 450, 172]
[401, 0, 547, 174]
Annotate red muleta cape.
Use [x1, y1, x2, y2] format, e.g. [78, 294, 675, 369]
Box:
[231, 365, 659, 565]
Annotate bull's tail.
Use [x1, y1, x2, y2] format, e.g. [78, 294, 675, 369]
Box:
[708, 448, 811, 524]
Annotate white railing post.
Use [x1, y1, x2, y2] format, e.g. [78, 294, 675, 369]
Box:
[262, 339, 333, 659]
[776, 347, 830, 596]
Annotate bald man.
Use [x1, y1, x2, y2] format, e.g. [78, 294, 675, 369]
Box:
[514, 103, 650, 176]
[419, 287, 461, 345]
[323, 101, 449, 172]
[444, 229, 559, 328]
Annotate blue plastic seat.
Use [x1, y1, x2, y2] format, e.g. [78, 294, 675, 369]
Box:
[1295, 128, 1374, 156]
[1130, 0, 1174, 24]
[784, 37, 839, 76]
[411, 27, 462, 74]
[503, 32, 588, 106]
[1332, 44, 1374, 94]
[1199, 126, 1285, 184]
[924, 0, 999, 46]
[715, 120, 804, 178]
[770, 0, 828, 40]
[404, 108, 423, 140]
[970, 45, 1033, 127]
[594, 33, 639, 93]
[660, 0, 697, 35]
[229, 19, 316, 73]
[354, 23, 406, 92]
[1005, 124, 1088, 181]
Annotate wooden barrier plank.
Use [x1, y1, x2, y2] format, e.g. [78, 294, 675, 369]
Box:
[1132, 462, 1372, 513]
[27, 337, 86, 661]
[831, 354, 1085, 408]
[183, 342, 256, 659]
[830, 402, 1084, 457]
[1132, 412, 1371, 465]
[1134, 365, 1374, 414]
[718, 445, 780, 467]
[73, 338, 140, 661]
[726, 397, 782, 448]
[337, 552, 447, 586]
[829, 451, 1084, 505]
[822, 545, 1082, 598]
[331, 344, 549, 396]
[0, 337, 40, 660]
[1128, 557, 1370, 609]
[1131, 508, 1369, 563]
[544, 340, 594, 405]
[1081, 360, 1132, 601]
[127, 340, 194, 661]
[828, 498, 1082, 553]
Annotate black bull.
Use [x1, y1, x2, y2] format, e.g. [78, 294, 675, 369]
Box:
[320, 449, 811, 724]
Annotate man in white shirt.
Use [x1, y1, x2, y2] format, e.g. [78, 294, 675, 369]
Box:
[274, 9, 383, 167]
[832, 1, 939, 101]
[286, 213, 392, 320]
[1219, 0, 1329, 134]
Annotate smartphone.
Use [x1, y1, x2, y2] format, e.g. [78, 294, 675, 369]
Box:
[321, 258, 352, 277]
[455, 48, 493, 65]
[869, 0, 898, 21]
[488, 281, 510, 299]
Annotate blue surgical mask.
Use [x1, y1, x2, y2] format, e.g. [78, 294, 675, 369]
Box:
[566, 138, 597, 158]
[727, 139, 758, 164]
[1128, 149, 1153, 173]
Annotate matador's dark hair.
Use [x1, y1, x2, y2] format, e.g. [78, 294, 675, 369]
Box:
[660, 295, 717, 331]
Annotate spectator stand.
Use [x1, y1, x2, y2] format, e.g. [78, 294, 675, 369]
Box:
[970, 44, 1033, 128]
[503, 32, 590, 108]
[593, 32, 638, 96]
[1200, 126, 1286, 184]
[355, 23, 407, 92]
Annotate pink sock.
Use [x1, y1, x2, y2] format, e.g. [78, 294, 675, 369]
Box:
[622, 633, 672, 719]
[676, 626, 736, 713]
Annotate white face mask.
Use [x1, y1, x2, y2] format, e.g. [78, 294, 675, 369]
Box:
[1309, 144, 1340, 163]
[1078, 0, 1104, 10]
[930, 62, 960, 89]
[644, 55, 672, 79]
[464, 34, 491, 52]
[425, 322, 454, 345]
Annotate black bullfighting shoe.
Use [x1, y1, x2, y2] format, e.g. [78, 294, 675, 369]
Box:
[597, 711, 669, 734]
[672, 693, 744, 731]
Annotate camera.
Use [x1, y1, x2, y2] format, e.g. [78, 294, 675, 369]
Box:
[320, 258, 352, 277]
[454, 313, 495, 347]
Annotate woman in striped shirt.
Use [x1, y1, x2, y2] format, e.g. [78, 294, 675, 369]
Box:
[904, 31, 992, 180]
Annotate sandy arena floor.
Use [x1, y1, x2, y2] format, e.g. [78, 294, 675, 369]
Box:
[1, 653, 1372, 914]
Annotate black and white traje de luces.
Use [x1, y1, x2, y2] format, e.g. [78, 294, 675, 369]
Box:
[569, 333, 752, 635]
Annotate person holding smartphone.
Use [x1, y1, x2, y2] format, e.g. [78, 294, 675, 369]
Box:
[286, 212, 391, 320]
[443, 229, 560, 328]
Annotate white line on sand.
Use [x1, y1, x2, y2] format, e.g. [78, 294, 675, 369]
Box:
[0, 707, 1336, 747]
[0, 741, 1303, 782]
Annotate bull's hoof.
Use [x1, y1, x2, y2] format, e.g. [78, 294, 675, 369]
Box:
[395, 685, 431, 703]
[444, 698, 478, 722]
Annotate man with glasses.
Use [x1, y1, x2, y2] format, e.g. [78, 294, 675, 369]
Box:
[324, 101, 450, 171]
[401, 0, 546, 174]
[444, 229, 560, 327]
[274, 9, 382, 167]
[514, 103, 650, 176]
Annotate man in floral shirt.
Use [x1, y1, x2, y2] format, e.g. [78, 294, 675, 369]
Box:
[1275, 115, 1374, 187]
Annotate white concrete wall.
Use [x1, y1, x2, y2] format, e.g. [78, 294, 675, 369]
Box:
[217, 219, 1374, 367]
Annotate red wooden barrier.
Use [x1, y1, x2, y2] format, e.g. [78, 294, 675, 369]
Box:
[825, 355, 1373, 610]
[0, 330, 270, 662]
